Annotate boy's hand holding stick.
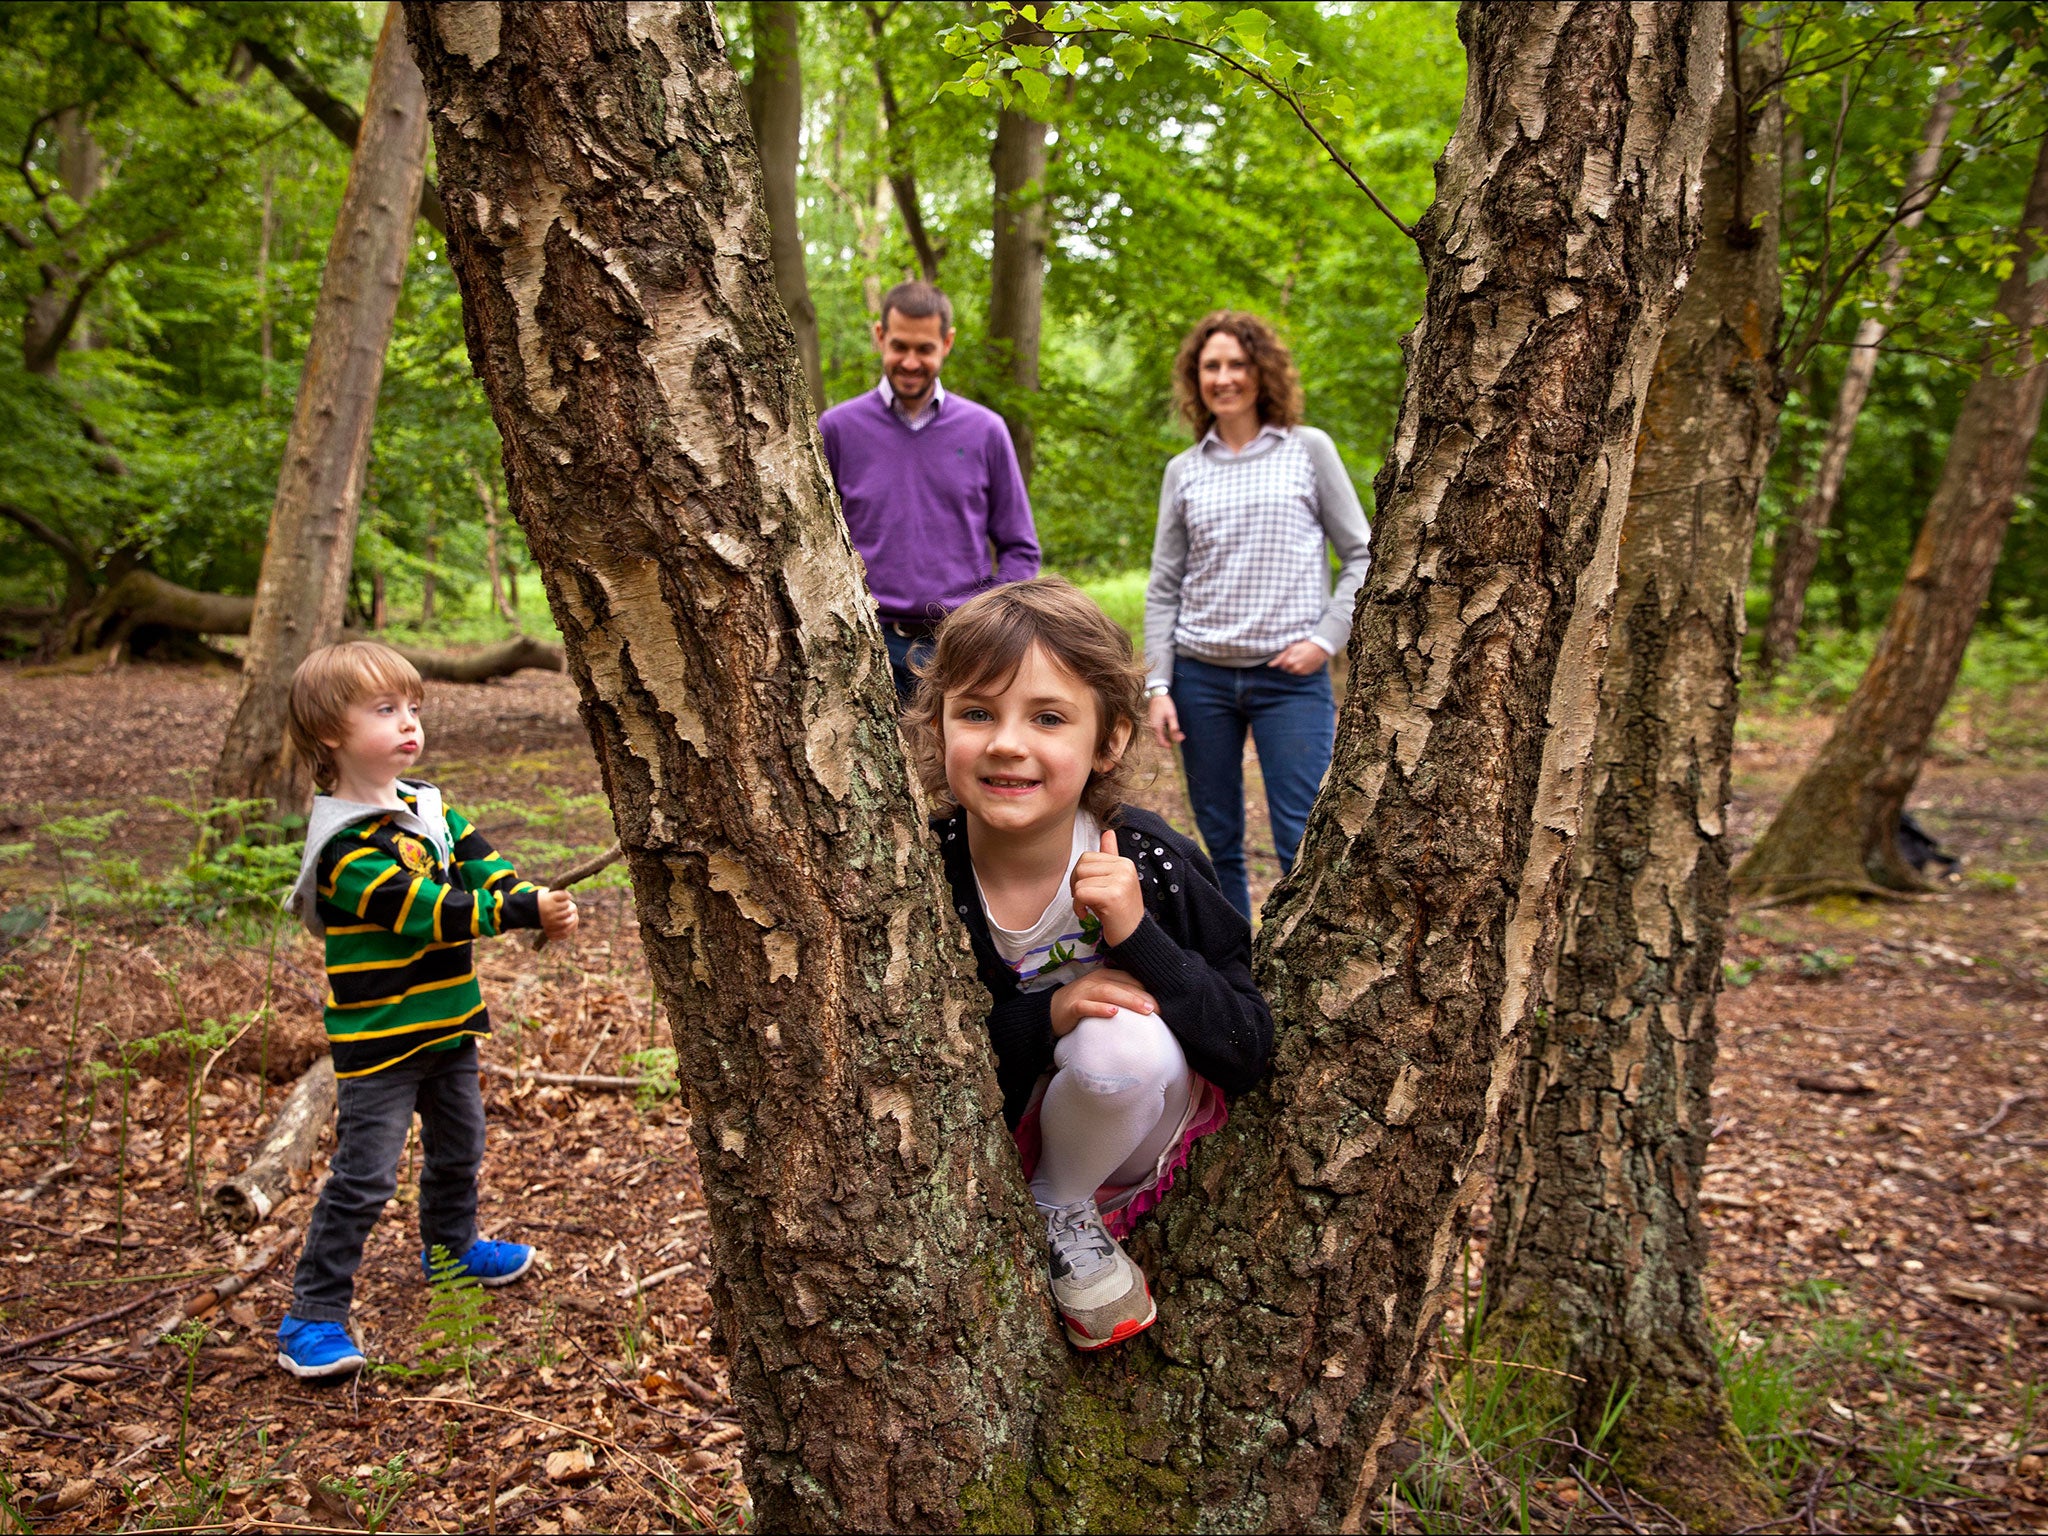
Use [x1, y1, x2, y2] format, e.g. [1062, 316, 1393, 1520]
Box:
[523, 840, 620, 951]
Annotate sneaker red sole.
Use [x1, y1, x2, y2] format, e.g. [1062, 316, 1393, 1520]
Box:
[1062, 1295, 1158, 1351]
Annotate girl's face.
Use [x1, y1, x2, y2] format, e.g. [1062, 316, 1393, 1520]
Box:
[942, 642, 1129, 840]
[1198, 330, 1259, 425]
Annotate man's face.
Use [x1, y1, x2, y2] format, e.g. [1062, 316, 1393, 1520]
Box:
[873, 309, 953, 407]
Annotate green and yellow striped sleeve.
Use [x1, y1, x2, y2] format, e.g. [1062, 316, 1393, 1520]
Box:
[447, 807, 540, 905]
[320, 835, 539, 943]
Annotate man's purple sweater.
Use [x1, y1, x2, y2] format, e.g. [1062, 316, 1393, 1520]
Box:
[818, 387, 1040, 624]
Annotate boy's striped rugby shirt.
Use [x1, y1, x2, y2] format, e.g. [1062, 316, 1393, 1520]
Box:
[315, 786, 541, 1078]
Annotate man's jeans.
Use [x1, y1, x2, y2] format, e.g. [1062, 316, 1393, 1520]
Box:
[1170, 654, 1337, 921]
[288, 1039, 486, 1323]
[883, 626, 936, 704]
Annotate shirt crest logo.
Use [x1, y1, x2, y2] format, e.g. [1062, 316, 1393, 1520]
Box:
[394, 835, 436, 877]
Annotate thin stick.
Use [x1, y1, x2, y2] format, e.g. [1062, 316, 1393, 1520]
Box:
[0, 1210, 126, 1248]
[1430, 1350, 1585, 1382]
[1961, 1092, 2040, 1139]
[0, 1283, 182, 1358]
[619, 1261, 692, 1299]
[480, 1063, 643, 1092]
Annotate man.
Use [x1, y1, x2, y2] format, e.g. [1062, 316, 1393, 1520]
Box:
[819, 280, 1040, 699]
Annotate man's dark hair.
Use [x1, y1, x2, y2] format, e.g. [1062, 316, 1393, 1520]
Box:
[879, 280, 954, 335]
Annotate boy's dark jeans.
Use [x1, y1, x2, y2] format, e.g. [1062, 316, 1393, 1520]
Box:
[288, 1039, 486, 1324]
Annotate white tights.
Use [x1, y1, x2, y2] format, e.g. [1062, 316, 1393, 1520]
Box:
[1029, 1007, 1193, 1211]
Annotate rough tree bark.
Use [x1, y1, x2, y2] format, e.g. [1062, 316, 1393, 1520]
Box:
[1759, 73, 1960, 676]
[411, 3, 1722, 1530]
[1485, 26, 1782, 1526]
[744, 1, 823, 413]
[211, 6, 431, 813]
[986, 15, 1051, 484]
[1736, 127, 2048, 902]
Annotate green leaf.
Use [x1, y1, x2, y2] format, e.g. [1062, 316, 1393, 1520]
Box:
[1018, 67, 1053, 108]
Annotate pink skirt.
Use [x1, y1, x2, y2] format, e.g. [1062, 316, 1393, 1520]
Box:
[1012, 1070, 1228, 1240]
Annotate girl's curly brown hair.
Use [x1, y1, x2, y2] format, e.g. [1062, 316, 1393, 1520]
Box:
[1172, 309, 1304, 439]
[905, 578, 1146, 825]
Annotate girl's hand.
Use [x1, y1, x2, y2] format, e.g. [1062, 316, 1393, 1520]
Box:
[538, 888, 579, 943]
[1148, 692, 1185, 748]
[1070, 830, 1145, 947]
[1267, 639, 1329, 676]
[1050, 968, 1158, 1037]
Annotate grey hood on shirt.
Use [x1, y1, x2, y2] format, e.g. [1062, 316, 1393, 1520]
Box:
[283, 779, 452, 939]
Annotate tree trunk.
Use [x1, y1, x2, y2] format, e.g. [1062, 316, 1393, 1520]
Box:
[986, 43, 1049, 484]
[370, 567, 387, 630]
[210, 6, 430, 814]
[240, 35, 448, 236]
[1485, 27, 1783, 1526]
[258, 161, 276, 405]
[863, 3, 941, 282]
[410, 4, 1722, 1530]
[472, 465, 520, 624]
[1759, 73, 1959, 675]
[420, 506, 439, 624]
[1737, 128, 2048, 902]
[744, 1, 823, 413]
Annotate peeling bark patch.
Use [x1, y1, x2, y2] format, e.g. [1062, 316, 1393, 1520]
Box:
[433, 2, 501, 67]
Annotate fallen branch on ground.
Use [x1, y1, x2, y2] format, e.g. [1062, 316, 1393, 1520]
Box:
[0, 1285, 183, 1359]
[1943, 1278, 2048, 1314]
[142, 1240, 285, 1345]
[1960, 1091, 2040, 1139]
[481, 1063, 644, 1092]
[210, 1058, 336, 1231]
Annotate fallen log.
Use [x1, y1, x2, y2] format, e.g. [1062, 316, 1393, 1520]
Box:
[62, 568, 564, 681]
[1943, 1279, 2048, 1314]
[210, 1058, 336, 1232]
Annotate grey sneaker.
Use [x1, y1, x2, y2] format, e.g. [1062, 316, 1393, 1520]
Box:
[1044, 1199, 1156, 1350]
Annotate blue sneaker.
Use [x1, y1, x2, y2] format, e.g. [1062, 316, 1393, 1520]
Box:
[276, 1317, 366, 1380]
[423, 1238, 535, 1287]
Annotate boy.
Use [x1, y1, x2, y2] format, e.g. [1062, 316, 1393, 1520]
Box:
[273, 641, 577, 1380]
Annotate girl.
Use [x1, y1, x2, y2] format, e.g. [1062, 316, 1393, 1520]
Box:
[908, 577, 1274, 1349]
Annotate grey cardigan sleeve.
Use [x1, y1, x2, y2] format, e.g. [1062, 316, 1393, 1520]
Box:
[1301, 427, 1373, 656]
[1143, 452, 1193, 687]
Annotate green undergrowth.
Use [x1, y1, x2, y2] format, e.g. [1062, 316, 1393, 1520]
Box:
[1743, 610, 2048, 757]
[1393, 1260, 2003, 1533]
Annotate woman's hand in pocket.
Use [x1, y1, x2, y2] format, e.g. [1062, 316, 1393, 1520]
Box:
[1267, 640, 1330, 676]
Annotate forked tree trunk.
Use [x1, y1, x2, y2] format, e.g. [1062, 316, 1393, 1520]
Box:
[211, 6, 430, 812]
[987, 17, 1051, 484]
[744, 1, 823, 412]
[1737, 128, 2048, 902]
[1486, 28, 1783, 1527]
[410, 4, 1722, 1529]
[1758, 73, 1960, 676]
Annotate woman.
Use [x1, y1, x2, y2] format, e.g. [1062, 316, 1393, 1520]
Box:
[1143, 311, 1372, 920]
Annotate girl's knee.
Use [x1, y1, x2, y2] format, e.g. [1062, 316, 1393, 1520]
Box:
[1058, 1008, 1185, 1099]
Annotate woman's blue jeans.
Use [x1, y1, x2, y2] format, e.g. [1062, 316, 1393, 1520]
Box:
[1170, 654, 1336, 920]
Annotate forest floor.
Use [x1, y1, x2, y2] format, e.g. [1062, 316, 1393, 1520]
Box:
[0, 662, 2042, 1534]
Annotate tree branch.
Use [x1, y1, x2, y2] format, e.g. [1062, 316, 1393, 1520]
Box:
[861, 3, 942, 281]
[240, 36, 447, 235]
[0, 502, 92, 582]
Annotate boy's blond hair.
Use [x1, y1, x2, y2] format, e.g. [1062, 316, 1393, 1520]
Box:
[905, 578, 1146, 823]
[287, 641, 424, 790]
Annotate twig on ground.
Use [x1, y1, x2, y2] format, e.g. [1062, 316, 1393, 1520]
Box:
[1570, 1468, 1646, 1535]
[2, 1160, 77, 1204]
[0, 1380, 55, 1427]
[142, 1239, 284, 1345]
[0, 1211, 129, 1248]
[1430, 1350, 1585, 1381]
[0, 1284, 182, 1358]
[1961, 1092, 2040, 1139]
[619, 1261, 692, 1300]
[481, 1063, 643, 1092]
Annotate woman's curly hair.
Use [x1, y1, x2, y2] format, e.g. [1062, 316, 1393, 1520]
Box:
[1172, 309, 1304, 439]
[904, 578, 1146, 825]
